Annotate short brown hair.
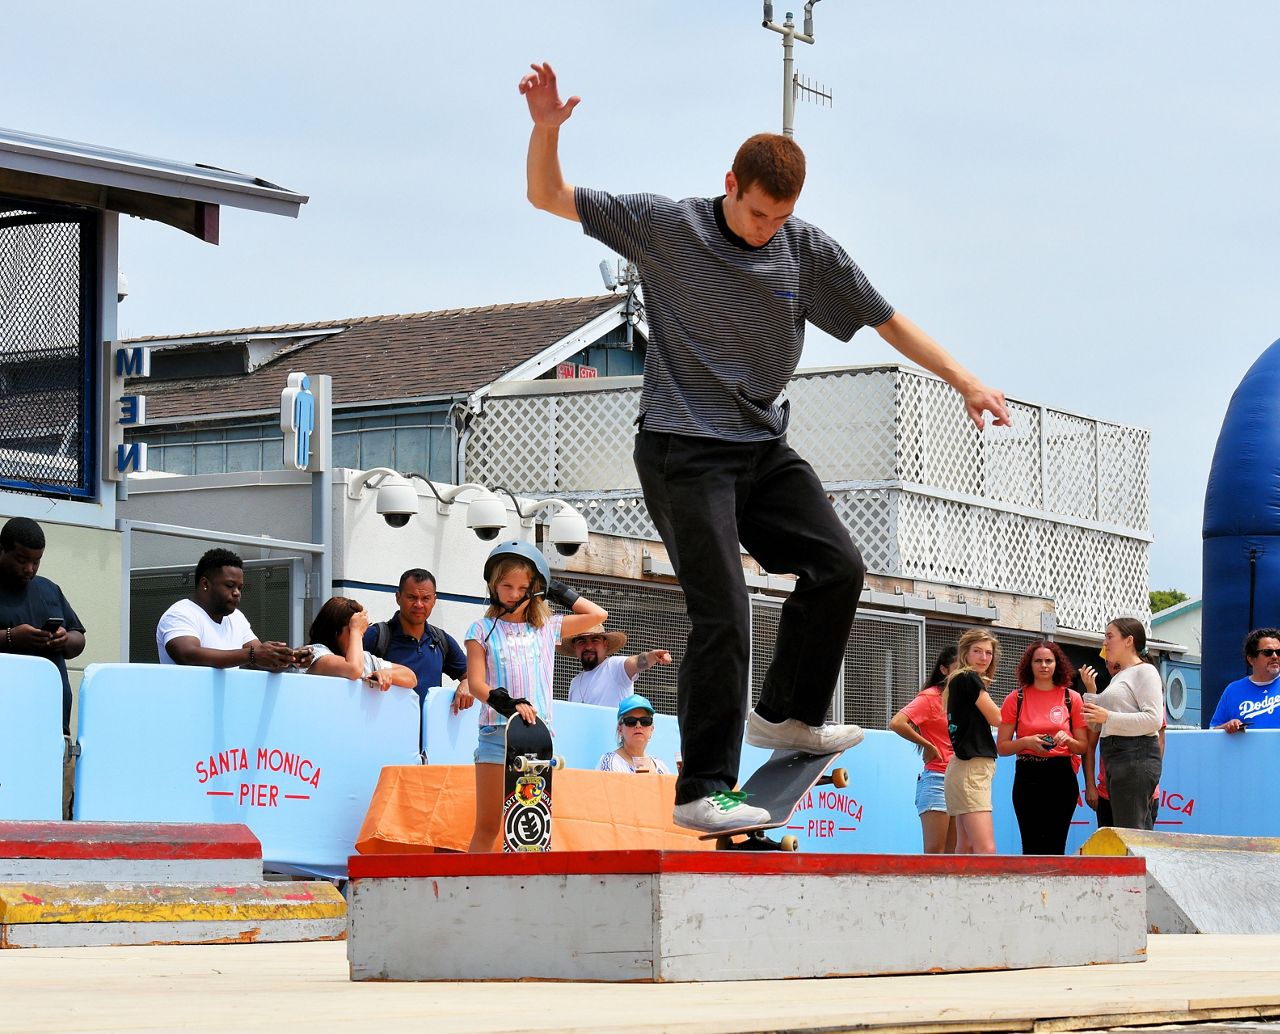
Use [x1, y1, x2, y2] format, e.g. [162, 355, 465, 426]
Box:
[732, 134, 806, 200]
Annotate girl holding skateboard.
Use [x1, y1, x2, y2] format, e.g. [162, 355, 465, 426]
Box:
[464, 540, 607, 852]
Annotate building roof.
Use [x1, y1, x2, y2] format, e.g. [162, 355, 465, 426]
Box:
[0, 126, 307, 241]
[1151, 595, 1202, 625]
[129, 295, 627, 423]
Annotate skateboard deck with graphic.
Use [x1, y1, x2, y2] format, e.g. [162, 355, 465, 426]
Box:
[502, 716, 561, 853]
[700, 748, 849, 851]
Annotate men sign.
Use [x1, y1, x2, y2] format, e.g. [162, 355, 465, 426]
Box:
[280, 371, 316, 471]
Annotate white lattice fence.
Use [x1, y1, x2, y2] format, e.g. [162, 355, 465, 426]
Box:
[785, 370, 898, 480]
[467, 365, 1151, 629]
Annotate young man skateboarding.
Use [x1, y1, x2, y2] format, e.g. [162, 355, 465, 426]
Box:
[519, 61, 1011, 834]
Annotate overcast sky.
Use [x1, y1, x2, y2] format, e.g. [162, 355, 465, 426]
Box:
[9, 1, 1279, 596]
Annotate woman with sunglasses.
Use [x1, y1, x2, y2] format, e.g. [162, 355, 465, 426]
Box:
[598, 694, 671, 774]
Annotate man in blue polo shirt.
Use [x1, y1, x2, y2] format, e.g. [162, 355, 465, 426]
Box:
[1212, 627, 1280, 732]
[364, 568, 471, 712]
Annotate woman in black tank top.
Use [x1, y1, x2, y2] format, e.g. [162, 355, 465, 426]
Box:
[943, 629, 1003, 854]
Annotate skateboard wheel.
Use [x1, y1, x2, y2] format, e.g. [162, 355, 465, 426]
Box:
[514, 756, 529, 773]
[551, 755, 565, 771]
[831, 767, 849, 789]
[779, 836, 799, 852]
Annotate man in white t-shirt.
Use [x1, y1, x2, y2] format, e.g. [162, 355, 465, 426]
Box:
[155, 548, 297, 671]
[561, 624, 672, 708]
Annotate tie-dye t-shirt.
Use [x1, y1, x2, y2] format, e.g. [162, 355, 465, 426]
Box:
[465, 615, 564, 728]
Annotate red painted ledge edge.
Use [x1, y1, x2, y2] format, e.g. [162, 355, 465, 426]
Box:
[348, 850, 1145, 880]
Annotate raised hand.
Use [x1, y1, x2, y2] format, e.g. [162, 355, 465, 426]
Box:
[519, 62, 580, 127]
[1080, 665, 1098, 693]
[962, 380, 1012, 429]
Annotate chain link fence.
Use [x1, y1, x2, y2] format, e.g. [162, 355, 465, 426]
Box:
[0, 199, 94, 497]
[551, 573, 1053, 731]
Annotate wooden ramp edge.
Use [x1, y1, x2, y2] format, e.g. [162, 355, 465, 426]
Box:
[1081, 827, 1280, 934]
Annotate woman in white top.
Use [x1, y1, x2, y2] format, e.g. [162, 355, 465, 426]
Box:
[597, 694, 671, 775]
[1081, 616, 1162, 830]
[306, 597, 417, 691]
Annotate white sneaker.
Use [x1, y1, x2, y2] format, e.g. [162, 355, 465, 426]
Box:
[673, 790, 771, 833]
[746, 710, 865, 754]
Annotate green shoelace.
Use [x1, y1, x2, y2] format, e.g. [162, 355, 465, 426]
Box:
[709, 790, 751, 812]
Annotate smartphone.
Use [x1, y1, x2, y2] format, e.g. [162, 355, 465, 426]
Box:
[42, 616, 63, 633]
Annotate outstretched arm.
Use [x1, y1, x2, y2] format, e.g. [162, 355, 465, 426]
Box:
[519, 62, 581, 222]
[623, 648, 673, 680]
[875, 312, 1011, 430]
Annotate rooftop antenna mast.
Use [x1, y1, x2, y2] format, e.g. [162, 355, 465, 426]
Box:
[762, 0, 832, 137]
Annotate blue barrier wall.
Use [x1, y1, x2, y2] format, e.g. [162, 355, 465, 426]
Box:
[76, 664, 420, 876]
[47, 673, 1280, 866]
[424, 689, 1276, 853]
[0, 655, 65, 820]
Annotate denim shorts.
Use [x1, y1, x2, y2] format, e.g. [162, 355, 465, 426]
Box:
[474, 725, 505, 765]
[914, 769, 947, 815]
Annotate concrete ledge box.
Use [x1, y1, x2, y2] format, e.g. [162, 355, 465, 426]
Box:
[347, 850, 1148, 983]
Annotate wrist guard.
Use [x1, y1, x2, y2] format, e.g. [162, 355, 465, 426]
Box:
[546, 579, 581, 609]
[487, 687, 526, 718]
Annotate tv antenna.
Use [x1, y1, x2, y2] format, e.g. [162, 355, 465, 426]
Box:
[598, 259, 644, 350]
[762, 1, 832, 137]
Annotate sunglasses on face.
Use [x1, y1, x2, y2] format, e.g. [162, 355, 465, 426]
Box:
[620, 716, 653, 728]
[1255, 649, 1280, 658]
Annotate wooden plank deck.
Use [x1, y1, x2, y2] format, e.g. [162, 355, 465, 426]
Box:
[3, 935, 1280, 1033]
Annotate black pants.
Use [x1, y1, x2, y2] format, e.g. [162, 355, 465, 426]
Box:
[1100, 735, 1162, 830]
[1011, 756, 1079, 855]
[634, 430, 866, 805]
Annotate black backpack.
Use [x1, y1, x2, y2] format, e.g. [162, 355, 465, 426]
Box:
[371, 619, 449, 659]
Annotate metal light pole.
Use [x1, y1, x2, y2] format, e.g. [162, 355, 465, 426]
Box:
[761, 1, 829, 137]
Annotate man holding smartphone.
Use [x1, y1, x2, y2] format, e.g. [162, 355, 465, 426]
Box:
[156, 547, 299, 672]
[0, 517, 87, 818]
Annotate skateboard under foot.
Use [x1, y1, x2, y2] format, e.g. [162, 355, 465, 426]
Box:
[701, 749, 849, 853]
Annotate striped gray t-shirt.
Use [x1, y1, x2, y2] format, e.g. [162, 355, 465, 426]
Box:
[576, 187, 895, 441]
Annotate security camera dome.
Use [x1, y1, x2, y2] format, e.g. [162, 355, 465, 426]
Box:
[376, 476, 418, 528]
[466, 492, 508, 541]
[548, 508, 589, 556]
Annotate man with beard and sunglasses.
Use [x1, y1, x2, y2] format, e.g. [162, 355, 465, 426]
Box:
[560, 624, 672, 709]
[1212, 627, 1280, 732]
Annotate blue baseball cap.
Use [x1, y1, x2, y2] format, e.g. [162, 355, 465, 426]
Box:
[616, 694, 656, 721]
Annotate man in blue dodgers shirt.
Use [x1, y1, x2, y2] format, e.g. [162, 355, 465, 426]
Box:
[1212, 627, 1280, 732]
[518, 62, 1012, 834]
